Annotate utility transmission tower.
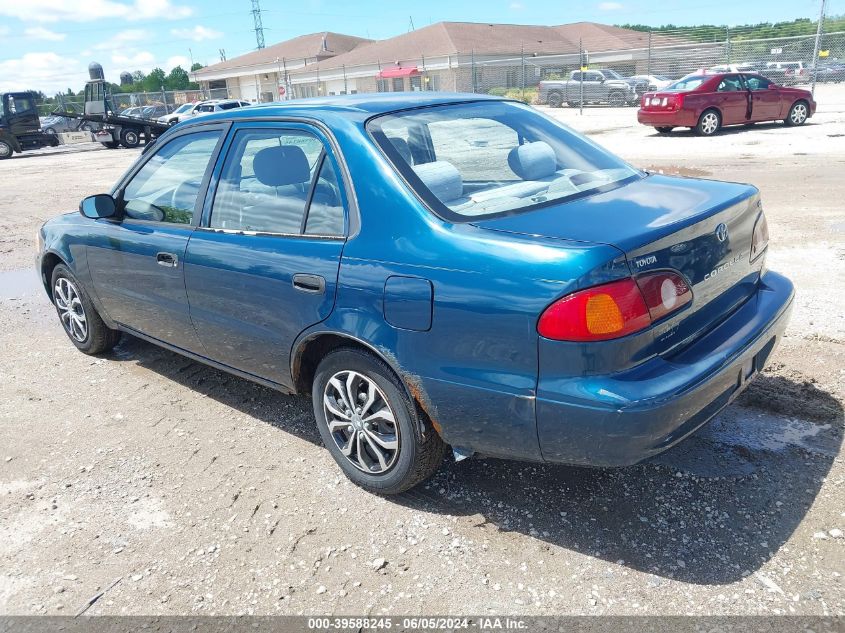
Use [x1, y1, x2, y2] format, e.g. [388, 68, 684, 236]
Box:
[252, 0, 265, 50]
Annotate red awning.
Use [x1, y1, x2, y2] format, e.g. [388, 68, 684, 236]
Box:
[377, 66, 419, 79]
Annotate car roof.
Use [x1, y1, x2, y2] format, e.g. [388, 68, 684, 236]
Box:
[187, 93, 505, 125]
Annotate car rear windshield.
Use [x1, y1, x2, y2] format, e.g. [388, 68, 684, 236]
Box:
[666, 76, 708, 91]
[367, 100, 640, 221]
[218, 102, 242, 110]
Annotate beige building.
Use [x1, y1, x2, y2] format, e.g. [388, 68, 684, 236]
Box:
[192, 21, 685, 100]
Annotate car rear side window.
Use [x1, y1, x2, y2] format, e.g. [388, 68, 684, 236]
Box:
[122, 131, 221, 224]
[210, 128, 344, 236]
[369, 100, 639, 220]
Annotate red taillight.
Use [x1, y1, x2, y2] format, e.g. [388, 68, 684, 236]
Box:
[635, 272, 692, 322]
[751, 213, 769, 262]
[667, 93, 684, 110]
[538, 272, 692, 342]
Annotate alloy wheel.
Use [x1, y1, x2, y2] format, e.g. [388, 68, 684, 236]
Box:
[0, 141, 11, 158]
[54, 277, 87, 342]
[790, 103, 808, 125]
[701, 112, 719, 135]
[323, 370, 400, 474]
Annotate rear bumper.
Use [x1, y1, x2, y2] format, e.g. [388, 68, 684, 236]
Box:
[536, 270, 794, 466]
[637, 109, 696, 128]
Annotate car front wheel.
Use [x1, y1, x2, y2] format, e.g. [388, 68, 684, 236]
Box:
[0, 140, 12, 159]
[696, 109, 721, 136]
[51, 264, 120, 354]
[120, 128, 141, 148]
[312, 348, 447, 495]
[785, 101, 808, 126]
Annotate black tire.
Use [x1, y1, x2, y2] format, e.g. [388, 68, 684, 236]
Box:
[784, 100, 809, 127]
[695, 109, 721, 136]
[312, 348, 447, 495]
[547, 91, 563, 108]
[101, 141, 119, 149]
[656, 126, 674, 134]
[0, 140, 13, 159]
[50, 264, 120, 355]
[119, 128, 141, 148]
[608, 91, 625, 107]
[44, 127, 56, 135]
[80, 124, 93, 132]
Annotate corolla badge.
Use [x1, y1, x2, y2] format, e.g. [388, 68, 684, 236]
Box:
[715, 223, 729, 243]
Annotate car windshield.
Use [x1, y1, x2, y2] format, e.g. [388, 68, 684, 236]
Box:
[603, 69, 623, 79]
[368, 100, 640, 221]
[666, 76, 708, 91]
[217, 102, 241, 110]
[174, 103, 193, 114]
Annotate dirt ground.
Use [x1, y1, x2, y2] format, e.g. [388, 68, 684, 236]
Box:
[0, 85, 843, 616]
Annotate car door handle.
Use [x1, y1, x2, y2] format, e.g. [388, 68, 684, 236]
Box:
[292, 273, 325, 294]
[156, 252, 178, 267]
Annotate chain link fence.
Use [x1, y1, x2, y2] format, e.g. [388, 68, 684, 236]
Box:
[468, 28, 844, 106]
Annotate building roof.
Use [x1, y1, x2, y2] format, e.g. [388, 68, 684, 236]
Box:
[302, 21, 682, 73]
[194, 31, 372, 77]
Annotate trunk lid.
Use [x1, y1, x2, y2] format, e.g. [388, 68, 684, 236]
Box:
[472, 174, 766, 356]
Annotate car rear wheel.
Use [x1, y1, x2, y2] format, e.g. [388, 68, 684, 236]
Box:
[696, 109, 721, 136]
[547, 91, 562, 108]
[50, 264, 120, 355]
[312, 348, 447, 495]
[0, 140, 12, 159]
[785, 101, 808, 126]
[656, 126, 674, 134]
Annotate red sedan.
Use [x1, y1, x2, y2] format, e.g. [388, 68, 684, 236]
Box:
[637, 72, 816, 136]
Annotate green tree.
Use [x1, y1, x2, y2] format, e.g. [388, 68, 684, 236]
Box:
[165, 66, 190, 90]
[190, 62, 204, 72]
[142, 67, 167, 92]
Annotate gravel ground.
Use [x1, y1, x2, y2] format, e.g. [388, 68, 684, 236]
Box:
[0, 85, 843, 616]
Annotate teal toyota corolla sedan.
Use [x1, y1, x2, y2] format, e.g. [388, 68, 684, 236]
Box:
[36, 94, 793, 493]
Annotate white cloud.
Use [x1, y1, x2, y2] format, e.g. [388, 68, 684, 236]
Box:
[0, 0, 192, 23]
[0, 52, 87, 94]
[111, 50, 156, 67]
[598, 1, 623, 9]
[24, 26, 66, 40]
[170, 25, 222, 42]
[509, 1, 524, 9]
[0, 25, 10, 36]
[93, 28, 150, 50]
[165, 55, 190, 69]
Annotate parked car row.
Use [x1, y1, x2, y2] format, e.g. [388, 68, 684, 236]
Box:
[157, 99, 252, 125]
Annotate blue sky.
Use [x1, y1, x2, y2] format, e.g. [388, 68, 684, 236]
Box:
[0, 0, 837, 94]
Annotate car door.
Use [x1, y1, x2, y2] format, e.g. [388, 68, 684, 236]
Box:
[584, 72, 604, 101]
[86, 125, 226, 350]
[183, 122, 348, 385]
[743, 74, 783, 122]
[713, 74, 750, 125]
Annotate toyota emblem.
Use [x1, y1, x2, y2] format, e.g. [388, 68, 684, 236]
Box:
[715, 223, 728, 243]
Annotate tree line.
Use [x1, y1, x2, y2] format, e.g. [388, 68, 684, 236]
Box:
[618, 16, 845, 43]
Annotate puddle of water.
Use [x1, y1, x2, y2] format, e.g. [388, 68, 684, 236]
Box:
[0, 268, 42, 300]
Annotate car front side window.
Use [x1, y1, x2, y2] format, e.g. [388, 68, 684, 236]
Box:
[121, 131, 221, 224]
[210, 128, 344, 235]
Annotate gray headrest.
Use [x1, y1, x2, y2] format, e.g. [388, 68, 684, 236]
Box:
[412, 161, 462, 203]
[386, 136, 413, 164]
[508, 141, 557, 180]
[253, 145, 310, 187]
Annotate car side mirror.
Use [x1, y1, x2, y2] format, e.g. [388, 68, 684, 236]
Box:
[79, 194, 117, 219]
